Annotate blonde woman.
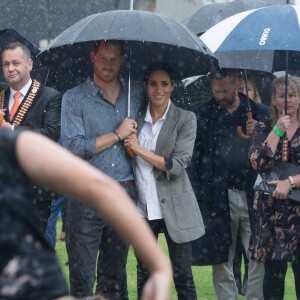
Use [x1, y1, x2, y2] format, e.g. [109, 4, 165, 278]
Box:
[238, 76, 262, 103]
[249, 76, 300, 300]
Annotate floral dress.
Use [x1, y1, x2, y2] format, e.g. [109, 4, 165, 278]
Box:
[249, 121, 300, 263]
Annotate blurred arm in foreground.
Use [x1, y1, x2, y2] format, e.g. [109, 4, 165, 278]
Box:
[0, 128, 171, 300]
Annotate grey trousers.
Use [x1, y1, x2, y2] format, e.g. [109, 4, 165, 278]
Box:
[212, 189, 264, 300]
[66, 185, 137, 299]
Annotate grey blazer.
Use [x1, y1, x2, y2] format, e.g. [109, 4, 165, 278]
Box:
[134, 102, 205, 244]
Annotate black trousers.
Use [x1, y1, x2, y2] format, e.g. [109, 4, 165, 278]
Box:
[136, 219, 197, 300]
[264, 260, 300, 300]
[32, 186, 57, 234]
[66, 185, 136, 299]
[35, 199, 52, 234]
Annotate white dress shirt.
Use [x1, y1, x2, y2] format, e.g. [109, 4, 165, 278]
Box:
[136, 100, 171, 220]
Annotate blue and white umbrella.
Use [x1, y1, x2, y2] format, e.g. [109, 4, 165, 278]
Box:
[182, 0, 286, 36]
[200, 4, 300, 73]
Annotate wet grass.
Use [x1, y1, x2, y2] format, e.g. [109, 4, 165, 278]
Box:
[55, 218, 296, 299]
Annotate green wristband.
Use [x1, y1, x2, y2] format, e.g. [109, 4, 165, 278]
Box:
[273, 125, 284, 137]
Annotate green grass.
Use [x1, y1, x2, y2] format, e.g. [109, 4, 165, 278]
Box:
[55, 218, 296, 299]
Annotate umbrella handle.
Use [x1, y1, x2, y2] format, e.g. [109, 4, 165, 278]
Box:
[237, 111, 252, 140]
[282, 137, 288, 162]
[125, 146, 136, 158]
[124, 115, 136, 158]
[0, 113, 3, 126]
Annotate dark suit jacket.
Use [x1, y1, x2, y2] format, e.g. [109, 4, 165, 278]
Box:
[0, 80, 62, 223]
[1, 80, 61, 141]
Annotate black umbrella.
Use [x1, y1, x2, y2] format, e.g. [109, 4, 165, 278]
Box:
[0, 28, 49, 85]
[176, 70, 274, 112]
[182, 0, 286, 36]
[38, 10, 216, 96]
[175, 75, 212, 110]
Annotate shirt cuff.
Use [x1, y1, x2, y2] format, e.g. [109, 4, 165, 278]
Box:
[164, 157, 173, 170]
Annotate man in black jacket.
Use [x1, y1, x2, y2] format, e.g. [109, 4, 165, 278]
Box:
[0, 42, 61, 233]
[190, 68, 270, 300]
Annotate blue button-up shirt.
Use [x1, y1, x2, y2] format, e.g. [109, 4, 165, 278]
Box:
[61, 77, 142, 181]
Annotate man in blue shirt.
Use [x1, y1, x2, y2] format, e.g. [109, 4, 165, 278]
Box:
[61, 40, 140, 299]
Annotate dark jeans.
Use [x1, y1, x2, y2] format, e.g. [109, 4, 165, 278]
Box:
[66, 185, 136, 299]
[264, 260, 300, 300]
[44, 196, 67, 248]
[136, 219, 197, 300]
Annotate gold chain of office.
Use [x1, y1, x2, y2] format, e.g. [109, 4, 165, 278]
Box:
[0, 80, 40, 126]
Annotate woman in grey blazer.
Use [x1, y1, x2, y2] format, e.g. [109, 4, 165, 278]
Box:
[124, 63, 204, 300]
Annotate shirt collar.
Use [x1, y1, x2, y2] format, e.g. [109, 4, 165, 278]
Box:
[144, 99, 171, 123]
[86, 76, 126, 98]
[10, 79, 32, 97]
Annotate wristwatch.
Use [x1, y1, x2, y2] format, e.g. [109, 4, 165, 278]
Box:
[288, 176, 296, 189]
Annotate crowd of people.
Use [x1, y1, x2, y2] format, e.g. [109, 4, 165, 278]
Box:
[0, 38, 300, 300]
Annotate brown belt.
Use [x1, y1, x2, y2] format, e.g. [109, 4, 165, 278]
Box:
[228, 183, 245, 191]
[119, 180, 135, 188]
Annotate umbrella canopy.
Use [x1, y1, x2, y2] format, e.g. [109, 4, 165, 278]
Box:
[169, 75, 212, 111]
[39, 10, 216, 93]
[178, 70, 275, 109]
[0, 28, 49, 85]
[182, 0, 286, 36]
[200, 4, 300, 73]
